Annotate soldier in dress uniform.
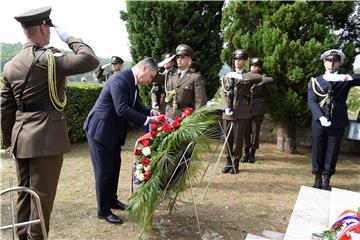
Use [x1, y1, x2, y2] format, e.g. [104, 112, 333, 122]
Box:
[151, 53, 176, 113]
[221, 49, 264, 174]
[164, 44, 207, 118]
[242, 57, 274, 163]
[106, 56, 124, 80]
[308, 49, 360, 190]
[0, 6, 99, 240]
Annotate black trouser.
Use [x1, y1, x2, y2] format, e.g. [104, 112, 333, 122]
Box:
[87, 135, 121, 215]
[311, 120, 344, 176]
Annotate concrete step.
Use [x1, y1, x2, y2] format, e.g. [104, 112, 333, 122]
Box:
[245, 233, 270, 240]
[262, 230, 285, 240]
[283, 186, 331, 240]
[328, 187, 360, 227]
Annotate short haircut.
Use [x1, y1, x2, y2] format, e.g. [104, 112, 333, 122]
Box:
[135, 57, 157, 71]
[23, 25, 38, 38]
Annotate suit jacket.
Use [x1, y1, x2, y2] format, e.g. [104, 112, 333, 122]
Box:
[165, 69, 207, 117]
[1, 37, 99, 158]
[308, 74, 360, 128]
[83, 69, 151, 149]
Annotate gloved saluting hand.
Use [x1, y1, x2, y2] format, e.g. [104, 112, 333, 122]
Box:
[319, 116, 331, 127]
[54, 25, 71, 42]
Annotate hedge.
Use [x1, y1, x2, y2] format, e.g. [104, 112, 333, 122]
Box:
[65, 83, 103, 143]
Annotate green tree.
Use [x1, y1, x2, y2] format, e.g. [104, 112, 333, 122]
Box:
[222, 1, 358, 153]
[120, 0, 224, 105]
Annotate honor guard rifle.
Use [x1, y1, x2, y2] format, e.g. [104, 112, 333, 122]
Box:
[152, 83, 162, 110]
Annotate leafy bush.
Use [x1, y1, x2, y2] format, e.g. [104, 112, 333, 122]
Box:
[347, 86, 360, 118]
[65, 83, 103, 143]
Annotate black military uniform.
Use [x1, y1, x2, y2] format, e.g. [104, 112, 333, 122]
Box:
[242, 58, 273, 163]
[308, 49, 360, 190]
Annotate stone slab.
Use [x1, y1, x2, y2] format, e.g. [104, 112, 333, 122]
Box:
[328, 187, 360, 227]
[262, 230, 285, 240]
[245, 233, 270, 240]
[283, 186, 331, 240]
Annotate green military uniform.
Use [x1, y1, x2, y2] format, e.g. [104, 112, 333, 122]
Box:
[0, 7, 99, 240]
[221, 70, 263, 173]
[243, 58, 274, 163]
[151, 53, 176, 113]
[164, 44, 207, 118]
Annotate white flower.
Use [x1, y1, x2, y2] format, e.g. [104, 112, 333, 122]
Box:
[142, 147, 151, 156]
[137, 173, 144, 181]
[136, 164, 143, 170]
[135, 169, 142, 176]
[144, 165, 151, 172]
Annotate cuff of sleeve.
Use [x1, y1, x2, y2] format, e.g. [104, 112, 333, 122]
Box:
[143, 116, 149, 126]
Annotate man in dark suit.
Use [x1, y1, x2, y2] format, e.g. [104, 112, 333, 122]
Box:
[83, 57, 160, 224]
[1, 7, 99, 240]
[308, 49, 360, 190]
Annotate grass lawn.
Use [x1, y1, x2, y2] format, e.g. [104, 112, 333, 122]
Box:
[1, 129, 359, 240]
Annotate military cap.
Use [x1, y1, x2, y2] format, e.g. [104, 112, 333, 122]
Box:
[111, 56, 124, 64]
[320, 49, 345, 63]
[14, 6, 54, 28]
[233, 49, 248, 60]
[176, 44, 194, 57]
[250, 57, 263, 67]
[158, 53, 176, 68]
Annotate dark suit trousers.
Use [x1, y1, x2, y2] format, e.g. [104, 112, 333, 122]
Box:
[87, 135, 121, 215]
[244, 114, 264, 150]
[15, 155, 63, 240]
[311, 120, 344, 176]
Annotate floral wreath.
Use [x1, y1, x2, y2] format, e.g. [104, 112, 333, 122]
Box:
[127, 107, 220, 233]
[323, 207, 360, 240]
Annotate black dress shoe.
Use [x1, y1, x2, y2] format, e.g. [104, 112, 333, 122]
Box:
[222, 166, 231, 174]
[110, 200, 127, 211]
[98, 213, 124, 224]
[18, 234, 28, 240]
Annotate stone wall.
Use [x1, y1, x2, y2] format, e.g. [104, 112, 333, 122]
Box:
[260, 118, 360, 154]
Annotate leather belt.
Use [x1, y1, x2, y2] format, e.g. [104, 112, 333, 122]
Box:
[18, 102, 55, 112]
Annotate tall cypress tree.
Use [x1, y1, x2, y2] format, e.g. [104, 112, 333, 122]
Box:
[120, 1, 224, 104]
[222, 1, 358, 153]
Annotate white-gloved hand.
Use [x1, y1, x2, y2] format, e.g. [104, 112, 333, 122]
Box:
[319, 116, 331, 127]
[323, 73, 353, 82]
[224, 108, 233, 116]
[54, 26, 71, 42]
[151, 104, 159, 111]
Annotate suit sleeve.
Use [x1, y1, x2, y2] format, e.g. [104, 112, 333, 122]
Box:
[194, 73, 207, 110]
[51, 37, 99, 76]
[110, 79, 148, 127]
[307, 79, 324, 121]
[0, 76, 17, 147]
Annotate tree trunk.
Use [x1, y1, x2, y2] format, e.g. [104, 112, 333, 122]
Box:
[276, 122, 297, 154]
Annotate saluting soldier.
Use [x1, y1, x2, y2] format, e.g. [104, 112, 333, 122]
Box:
[308, 49, 360, 190]
[106, 56, 124, 80]
[221, 49, 263, 174]
[151, 52, 176, 113]
[242, 57, 274, 163]
[164, 44, 207, 118]
[0, 7, 99, 240]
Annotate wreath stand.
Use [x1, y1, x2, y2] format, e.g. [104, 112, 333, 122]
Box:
[0, 177, 48, 240]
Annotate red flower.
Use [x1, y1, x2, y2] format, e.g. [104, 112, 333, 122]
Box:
[150, 124, 158, 132]
[174, 116, 182, 122]
[172, 121, 180, 129]
[150, 131, 157, 139]
[157, 114, 165, 123]
[339, 233, 351, 240]
[144, 171, 152, 180]
[161, 123, 171, 132]
[134, 148, 142, 156]
[184, 107, 193, 115]
[141, 157, 151, 167]
[353, 224, 360, 233]
[140, 139, 150, 147]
